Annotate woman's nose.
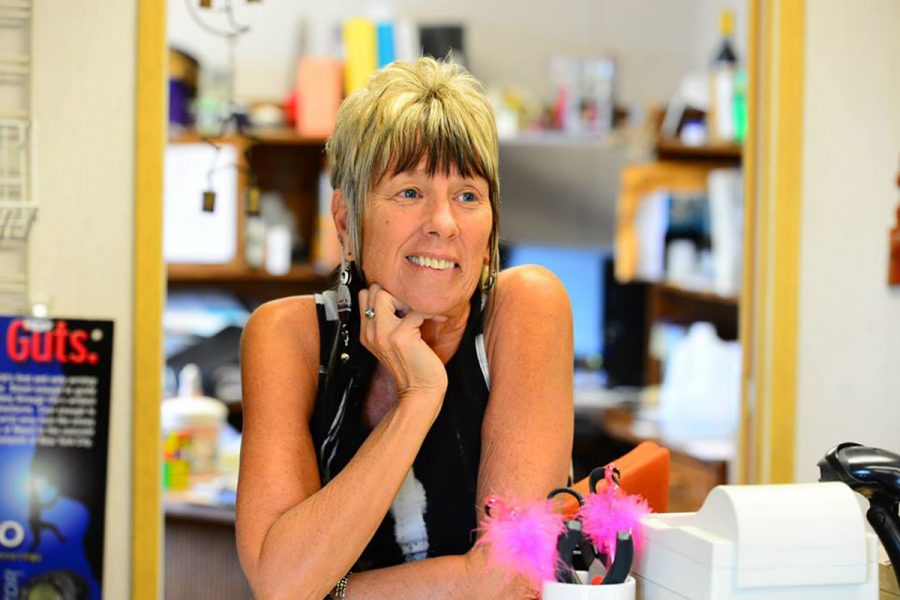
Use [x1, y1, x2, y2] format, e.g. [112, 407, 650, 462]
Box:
[424, 198, 459, 238]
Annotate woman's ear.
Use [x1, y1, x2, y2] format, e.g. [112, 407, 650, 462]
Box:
[331, 189, 350, 255]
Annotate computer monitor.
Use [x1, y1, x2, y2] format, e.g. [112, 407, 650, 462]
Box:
[503, 243, 647, 388]
[504, 244, 609, 368]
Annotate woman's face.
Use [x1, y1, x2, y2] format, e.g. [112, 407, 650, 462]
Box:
[359, 160, 492, 317]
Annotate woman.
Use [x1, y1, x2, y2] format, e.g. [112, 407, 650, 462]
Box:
[236, 57, 574, 599]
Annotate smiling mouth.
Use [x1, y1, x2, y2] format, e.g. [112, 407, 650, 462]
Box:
[406, 255, 458, 270]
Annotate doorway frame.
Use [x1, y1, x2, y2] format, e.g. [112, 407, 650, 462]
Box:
[130, 0, 810, 593]
[133, 0, 166, 597]
[740, 0, 805, 485]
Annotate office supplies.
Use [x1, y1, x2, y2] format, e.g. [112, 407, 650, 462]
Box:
[632, 482, 880, 599]
[601, 532, 633, 585]
[548, 487, 592, 584]
[555, 519, 586, 585]
[477, 495, 566, 590]
[581, 465, 649, 561]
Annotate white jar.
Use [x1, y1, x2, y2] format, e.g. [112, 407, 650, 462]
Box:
[161, 364, 227, 478]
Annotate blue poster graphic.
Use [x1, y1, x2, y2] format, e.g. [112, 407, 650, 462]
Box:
[0, 317, 113, 600]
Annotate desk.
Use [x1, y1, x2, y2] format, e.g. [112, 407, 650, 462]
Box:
[165, 495, 251, 600]
[574, 388, 735, 512]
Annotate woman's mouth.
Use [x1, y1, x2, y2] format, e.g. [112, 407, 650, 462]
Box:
[406, 256, 458, 270]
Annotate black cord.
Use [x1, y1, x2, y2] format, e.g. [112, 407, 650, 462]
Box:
[223, 0, 250, 34]
[183, 0, 240, 38]
[183, 0, 249, 38]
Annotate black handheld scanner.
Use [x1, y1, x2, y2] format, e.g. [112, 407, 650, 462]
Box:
[818, 442, 900, 586]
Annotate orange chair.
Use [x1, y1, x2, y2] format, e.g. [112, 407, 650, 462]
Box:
[561, 441, 670, 517]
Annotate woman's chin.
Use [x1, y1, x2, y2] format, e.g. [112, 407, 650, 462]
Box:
[404, 295, 465, 319]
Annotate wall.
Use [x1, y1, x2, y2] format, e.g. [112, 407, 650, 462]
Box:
[30, 1, 137, 597]
[168, 0, 746, 108]
[793, 0, 900, 481]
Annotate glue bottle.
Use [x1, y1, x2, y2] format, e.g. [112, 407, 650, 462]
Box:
[161, 364, 228, 489]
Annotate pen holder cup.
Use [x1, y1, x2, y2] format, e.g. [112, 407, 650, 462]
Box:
[542, 573, 635, 600]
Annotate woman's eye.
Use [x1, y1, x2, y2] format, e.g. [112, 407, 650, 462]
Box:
[399, 189, 418, 199]
[458, 192, 477, 203]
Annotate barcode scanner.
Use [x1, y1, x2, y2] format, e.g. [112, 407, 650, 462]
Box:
[818, 442, 900, 586]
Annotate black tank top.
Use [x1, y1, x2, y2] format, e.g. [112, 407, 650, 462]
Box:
[310, 287, 491, 571]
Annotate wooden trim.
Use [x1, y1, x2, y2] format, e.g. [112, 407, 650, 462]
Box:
[766, 0, 804, 483]
[738, 0, 760, 484]
[753, 0, 776, 485]
[133, 0, 166, 596]
[749, 0, 805, 484]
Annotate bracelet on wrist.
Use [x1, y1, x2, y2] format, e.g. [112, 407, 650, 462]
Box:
[330, 573, 350, 599]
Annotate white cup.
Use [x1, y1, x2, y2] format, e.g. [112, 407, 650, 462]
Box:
[542, 573, 635, 600]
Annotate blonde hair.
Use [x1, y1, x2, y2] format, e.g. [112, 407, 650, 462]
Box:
[326, 57, 500, 290]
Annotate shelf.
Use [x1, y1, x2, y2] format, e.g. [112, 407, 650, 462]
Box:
[647, 282, 739, 338]
[655, 137, 742, 162]
[168, 127, 326, 147]
[167, 262, 329, 284]
[644, 282, 739, 386]
[653, 282, 738, 307]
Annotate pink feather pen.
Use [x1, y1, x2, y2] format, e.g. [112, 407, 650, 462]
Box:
[579, 465, 651, 562]
[475, 495, 567, 590]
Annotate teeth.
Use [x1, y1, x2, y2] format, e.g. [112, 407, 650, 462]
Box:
[408, 256, 456, 270]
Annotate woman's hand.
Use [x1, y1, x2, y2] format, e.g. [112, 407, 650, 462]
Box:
[359, 284, 449, 399]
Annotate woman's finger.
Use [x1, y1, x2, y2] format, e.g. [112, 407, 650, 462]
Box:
[357, 288, 371, 343]
[370, 285, 405, 339]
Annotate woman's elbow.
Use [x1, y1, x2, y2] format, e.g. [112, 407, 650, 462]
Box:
[237, 535, 322, 600]
[244, 558, 332, 600]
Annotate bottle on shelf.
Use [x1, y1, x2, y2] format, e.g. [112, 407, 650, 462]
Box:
[161, 364, 227, 490]
[708, 9, 738, 143]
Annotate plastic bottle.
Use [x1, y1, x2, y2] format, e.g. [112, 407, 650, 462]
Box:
[245, 214, 266, 269]
[708, 9, 738, 142]
[733, 69, 748, 143]
[161, 364, 228, 489]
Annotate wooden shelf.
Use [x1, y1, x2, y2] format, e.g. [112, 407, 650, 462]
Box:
[167, 262, 329, 284]
[644, 282, 739, 385]
[653, 282, 738, 307]
[168, 127, 326, 147]
[655, 137, 742, 162]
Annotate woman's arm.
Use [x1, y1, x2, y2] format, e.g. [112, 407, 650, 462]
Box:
[347, 266, 575, 599]
[470, 265, 576, 592]
[236, 295, 446, 599]
[478, 265, 574, 501]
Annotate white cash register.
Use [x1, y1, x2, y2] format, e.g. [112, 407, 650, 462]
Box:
[632, 482, 880, 599]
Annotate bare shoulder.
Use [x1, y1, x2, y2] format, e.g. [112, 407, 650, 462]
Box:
[240, 294, 322, 406]
[486, 265, 571, 324]
[484, 265, 572, 348]
[242, 294, 319, 354]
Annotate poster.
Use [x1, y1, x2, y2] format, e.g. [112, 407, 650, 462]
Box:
[0, 317, 113, 600]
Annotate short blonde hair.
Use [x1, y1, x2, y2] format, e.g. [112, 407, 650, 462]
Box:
[326, 57, 500, 289]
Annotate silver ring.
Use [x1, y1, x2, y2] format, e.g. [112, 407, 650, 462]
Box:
[364, 307, 376, 320]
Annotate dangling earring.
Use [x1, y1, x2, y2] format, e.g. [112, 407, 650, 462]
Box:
[336, 261, 352, 363]
[480, 264, 497, 292]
